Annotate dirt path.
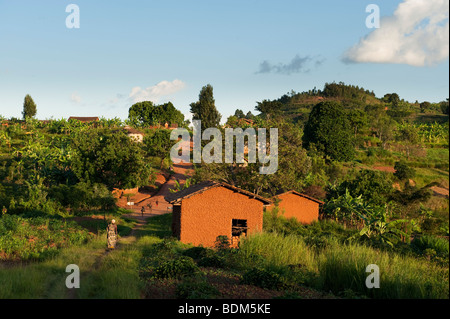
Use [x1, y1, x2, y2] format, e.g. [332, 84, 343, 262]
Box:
[123, 161, 193, 222]
[431, 186, 449, 198]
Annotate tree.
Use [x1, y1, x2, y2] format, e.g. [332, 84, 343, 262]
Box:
[366, 105, 397, 149]
[255, 99, 282, 120]
[144, 129, 174, 168]
[245, 111, 255, 119]
[348, 109, 369, 137]
[397, 125, 419, 158]
[440, 99, 449, 115]
[303, 101, 355, 161]
[328, 169, 393, 207]
[22, 94, 37, 119]
[71, 129, 153, 190]
[394, 160, 415, 181]
[190, 84, 222, 132]
[383, 93, 400, 108]
[420, 101, 431, 113]
[234, 109, 245, 119]
[128, 101, 185, 128]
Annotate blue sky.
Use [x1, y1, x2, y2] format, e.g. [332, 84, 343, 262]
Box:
[0, 0, 448, 122]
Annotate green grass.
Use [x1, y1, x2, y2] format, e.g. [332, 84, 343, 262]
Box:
[0, 236, 107, 298]
[0, 211, 171, 299]
[0, 215, 94, 261]
[1, 211, 448, 299]
[227, 231, 449, 299]
[318, 239, 449, 298]
[236, 232, 316, 271]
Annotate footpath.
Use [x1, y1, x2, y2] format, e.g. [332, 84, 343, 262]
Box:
[122, 161, 193, 224]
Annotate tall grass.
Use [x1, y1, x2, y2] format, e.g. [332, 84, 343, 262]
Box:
[0, 236, 106, 298]
[77, 240, 143, 299]
[237, 232, 316, 272]
[235, 232, 449, 299]
[318, 239, 449, 298]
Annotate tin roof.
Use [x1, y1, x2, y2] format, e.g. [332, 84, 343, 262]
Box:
[274, 190, 324, 205]
[165, 180, 272, 205]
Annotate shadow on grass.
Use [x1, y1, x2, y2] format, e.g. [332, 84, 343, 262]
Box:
[135, 213, 173, 239]
[70, 214, 135, 237]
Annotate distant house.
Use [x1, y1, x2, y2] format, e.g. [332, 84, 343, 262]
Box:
[68, 117, 99, 123]
[165, 180, 272, 247]
[266, 190, 324, 224]
[124, 126, 144, 143]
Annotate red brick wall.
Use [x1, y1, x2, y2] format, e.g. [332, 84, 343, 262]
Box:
[267, 193, 319, 224]
[178, 187, 264, 247]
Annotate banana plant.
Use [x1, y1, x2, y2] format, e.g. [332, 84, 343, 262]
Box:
[169, 178, 192, 193]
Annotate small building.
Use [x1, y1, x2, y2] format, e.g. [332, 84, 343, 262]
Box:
[165, 180, 272, 247]
[124, 126, 144, 143]
[266, 190, 324, 224]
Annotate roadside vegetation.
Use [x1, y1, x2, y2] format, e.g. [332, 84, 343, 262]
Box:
[0, 82, 448, 299]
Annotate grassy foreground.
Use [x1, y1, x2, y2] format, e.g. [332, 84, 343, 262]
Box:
[0, 213, 448, 299]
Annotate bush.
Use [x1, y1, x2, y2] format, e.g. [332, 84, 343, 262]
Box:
[0, 215, 93, 261]
[394, 160, 415, 180]
[182, 246, 211, 260]
[214, 235, 230, 251]
[0, 214, 20, 232]
[240, 267, 286, 290]
[175, 278, 220, 299]
[198, 254, 226, 268]
[153, 256, 200, 279]
[411, 235, 449, 257]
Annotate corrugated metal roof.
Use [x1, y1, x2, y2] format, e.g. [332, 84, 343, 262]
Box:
[274, 190, 324, 205]
[165, 180, 272, 205]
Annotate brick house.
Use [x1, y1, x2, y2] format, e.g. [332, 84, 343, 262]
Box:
[165, 180, 272, 247]
[266, 190, 324, 224]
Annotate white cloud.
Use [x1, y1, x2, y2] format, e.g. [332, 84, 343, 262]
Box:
[129, 79, 186, 103]
[70, 92, 81, 103]
[343, 0, 449, 66]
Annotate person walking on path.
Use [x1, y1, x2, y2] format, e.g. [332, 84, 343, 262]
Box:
[141, 206, 145, 217]
[107, 219, 118, 250]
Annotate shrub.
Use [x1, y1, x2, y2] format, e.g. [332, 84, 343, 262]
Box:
[394, 160, 415, 180]
[411, 235, 449, 257]
[198, 254, 226, 268]
[153, 256, 200, 279]
[182, 246, 211, 260]
[0, 215, 93, 261]
[214, 235, 230, 251]
[1, 214, 19, 232]
[240, 267, 286, 290]
[175, 278, 220, 299]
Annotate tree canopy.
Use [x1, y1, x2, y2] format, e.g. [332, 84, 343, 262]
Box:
[190, 84, 222, 131]
[71, 129, 153, 190]
[303, 101, 355, 161]
[128, 101, 185, 128]
[22, 94, 37, 119]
